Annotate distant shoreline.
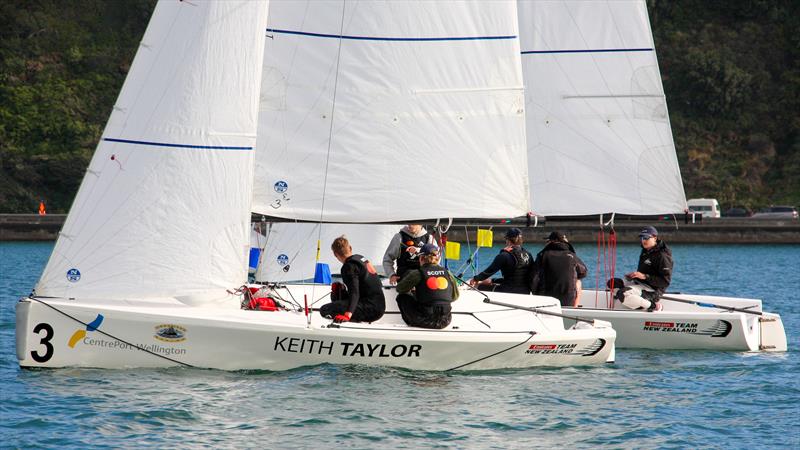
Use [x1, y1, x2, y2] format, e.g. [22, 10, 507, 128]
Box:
[2, 214, 799, 244]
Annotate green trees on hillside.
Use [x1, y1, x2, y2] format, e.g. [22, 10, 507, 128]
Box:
[0, 0, 154, 212]
[1, 0, 797, 213]
[650, 0, 799, 209]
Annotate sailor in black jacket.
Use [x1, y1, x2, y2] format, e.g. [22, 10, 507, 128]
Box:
[320, 236, 385, 323]
[531, 231, 588, 307]
[468, 228, 533, 294]
[611, 226, 673, 311]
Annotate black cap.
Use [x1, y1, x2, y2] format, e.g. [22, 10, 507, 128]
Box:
[546, 230, 567, 242]
[504, 228, 522, 239]
[420, 243, 438, 255]
[639, 226, 658, 239]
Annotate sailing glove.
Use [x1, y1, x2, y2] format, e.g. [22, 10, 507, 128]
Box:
[333, 314, 350, 323]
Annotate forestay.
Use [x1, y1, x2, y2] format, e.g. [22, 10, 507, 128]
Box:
[519, 0, 687, 215]
[35, 1, 270, 300]
[253, 0, 529, 223]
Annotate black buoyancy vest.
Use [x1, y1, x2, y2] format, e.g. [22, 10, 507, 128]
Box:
[502, 246, 532, 293]
[396, 230, 430, 276]
[347, 255, 384, 301]
[415, 264, 454, 305]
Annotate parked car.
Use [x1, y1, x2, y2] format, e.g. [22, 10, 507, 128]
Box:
[723, 207, 753, 217]
[751, 206, 799, 220]
[687, 198, 721, 218]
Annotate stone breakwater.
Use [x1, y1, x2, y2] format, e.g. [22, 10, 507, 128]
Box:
[2, 214, 799, 243]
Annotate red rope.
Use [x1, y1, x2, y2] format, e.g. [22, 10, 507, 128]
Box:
[596, 226, 618, 309]
[608, 229, 617, 308]
[595, 229, 604, 306]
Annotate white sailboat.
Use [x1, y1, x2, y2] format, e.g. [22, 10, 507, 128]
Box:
[517, 0, 786, 351]
[16, 0, 616, 370]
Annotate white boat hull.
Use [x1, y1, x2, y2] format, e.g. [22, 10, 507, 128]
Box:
[563, 290, 787, 352]
[16, 287, 615, 371]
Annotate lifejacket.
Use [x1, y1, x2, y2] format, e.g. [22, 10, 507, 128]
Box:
[396, 230, 430, 277]
[499, 245, 532, 294]
[415, 263, 454, 305]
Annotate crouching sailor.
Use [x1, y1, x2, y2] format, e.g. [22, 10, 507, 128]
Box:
[321, 236, 385, 323]
[609, 226, 673, 312]
[396, 244, 459, 329]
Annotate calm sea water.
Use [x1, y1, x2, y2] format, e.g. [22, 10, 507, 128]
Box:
[1, 241, 798, 449]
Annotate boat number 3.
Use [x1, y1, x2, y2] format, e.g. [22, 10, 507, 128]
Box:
[31, 323, 54, 363]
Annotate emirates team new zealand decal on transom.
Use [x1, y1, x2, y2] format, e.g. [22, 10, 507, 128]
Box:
[643, 320, 732, 337]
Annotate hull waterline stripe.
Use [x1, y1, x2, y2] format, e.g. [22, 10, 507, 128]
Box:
[102, 138, 252, 151]
[266, 28, 516, 42]
[26, 297, 195, 368]
[522, 47, 653, 55]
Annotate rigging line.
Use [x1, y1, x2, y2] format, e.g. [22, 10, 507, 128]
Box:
[273, 224, 324, 285]
[445, 333, 536, 371]
[312, 0, 347, 303]
[28, 297, 195, 368]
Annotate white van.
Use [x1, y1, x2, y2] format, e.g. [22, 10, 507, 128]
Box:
[687, 198, 721, 218]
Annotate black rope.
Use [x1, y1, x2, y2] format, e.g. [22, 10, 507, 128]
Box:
[446, 332, 536, 371]
[29, 297, 195, 368]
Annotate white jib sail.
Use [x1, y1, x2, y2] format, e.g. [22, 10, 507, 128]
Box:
[519, 0, 687, 216]
[253, 0, 529, 223]
[254, 223, 398, 283]
[35, 1, 270, 300]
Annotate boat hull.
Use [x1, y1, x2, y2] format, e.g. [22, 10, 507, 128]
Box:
[564, 290, 787, 352]
[16, 289, 615, 371]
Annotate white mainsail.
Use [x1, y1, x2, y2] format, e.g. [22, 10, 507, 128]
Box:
[253, 0, 529, 223]
[35, 1, 270, 300]
[519, 0, 687, 216]
[254, 223, 398, 282]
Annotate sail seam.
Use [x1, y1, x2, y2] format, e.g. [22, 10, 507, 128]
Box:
[266, 28, 516, 42]
[102, 138, 252, 150]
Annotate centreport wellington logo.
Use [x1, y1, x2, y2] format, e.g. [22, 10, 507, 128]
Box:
[68, 314, 104, 348]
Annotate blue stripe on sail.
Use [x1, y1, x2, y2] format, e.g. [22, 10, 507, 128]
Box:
[102, 138, 252, 150]
[522, 48, 654, 55]
[266, 28, 516, 42]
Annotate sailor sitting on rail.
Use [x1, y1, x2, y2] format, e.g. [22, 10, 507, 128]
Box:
[320, 236, 385, 323]
[396, 244, 459, 329]
[608, 226, 673, 312]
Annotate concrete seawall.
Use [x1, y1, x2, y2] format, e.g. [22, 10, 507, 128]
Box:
[2, 214, 799, 243]
[444, 218, 800, 244]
